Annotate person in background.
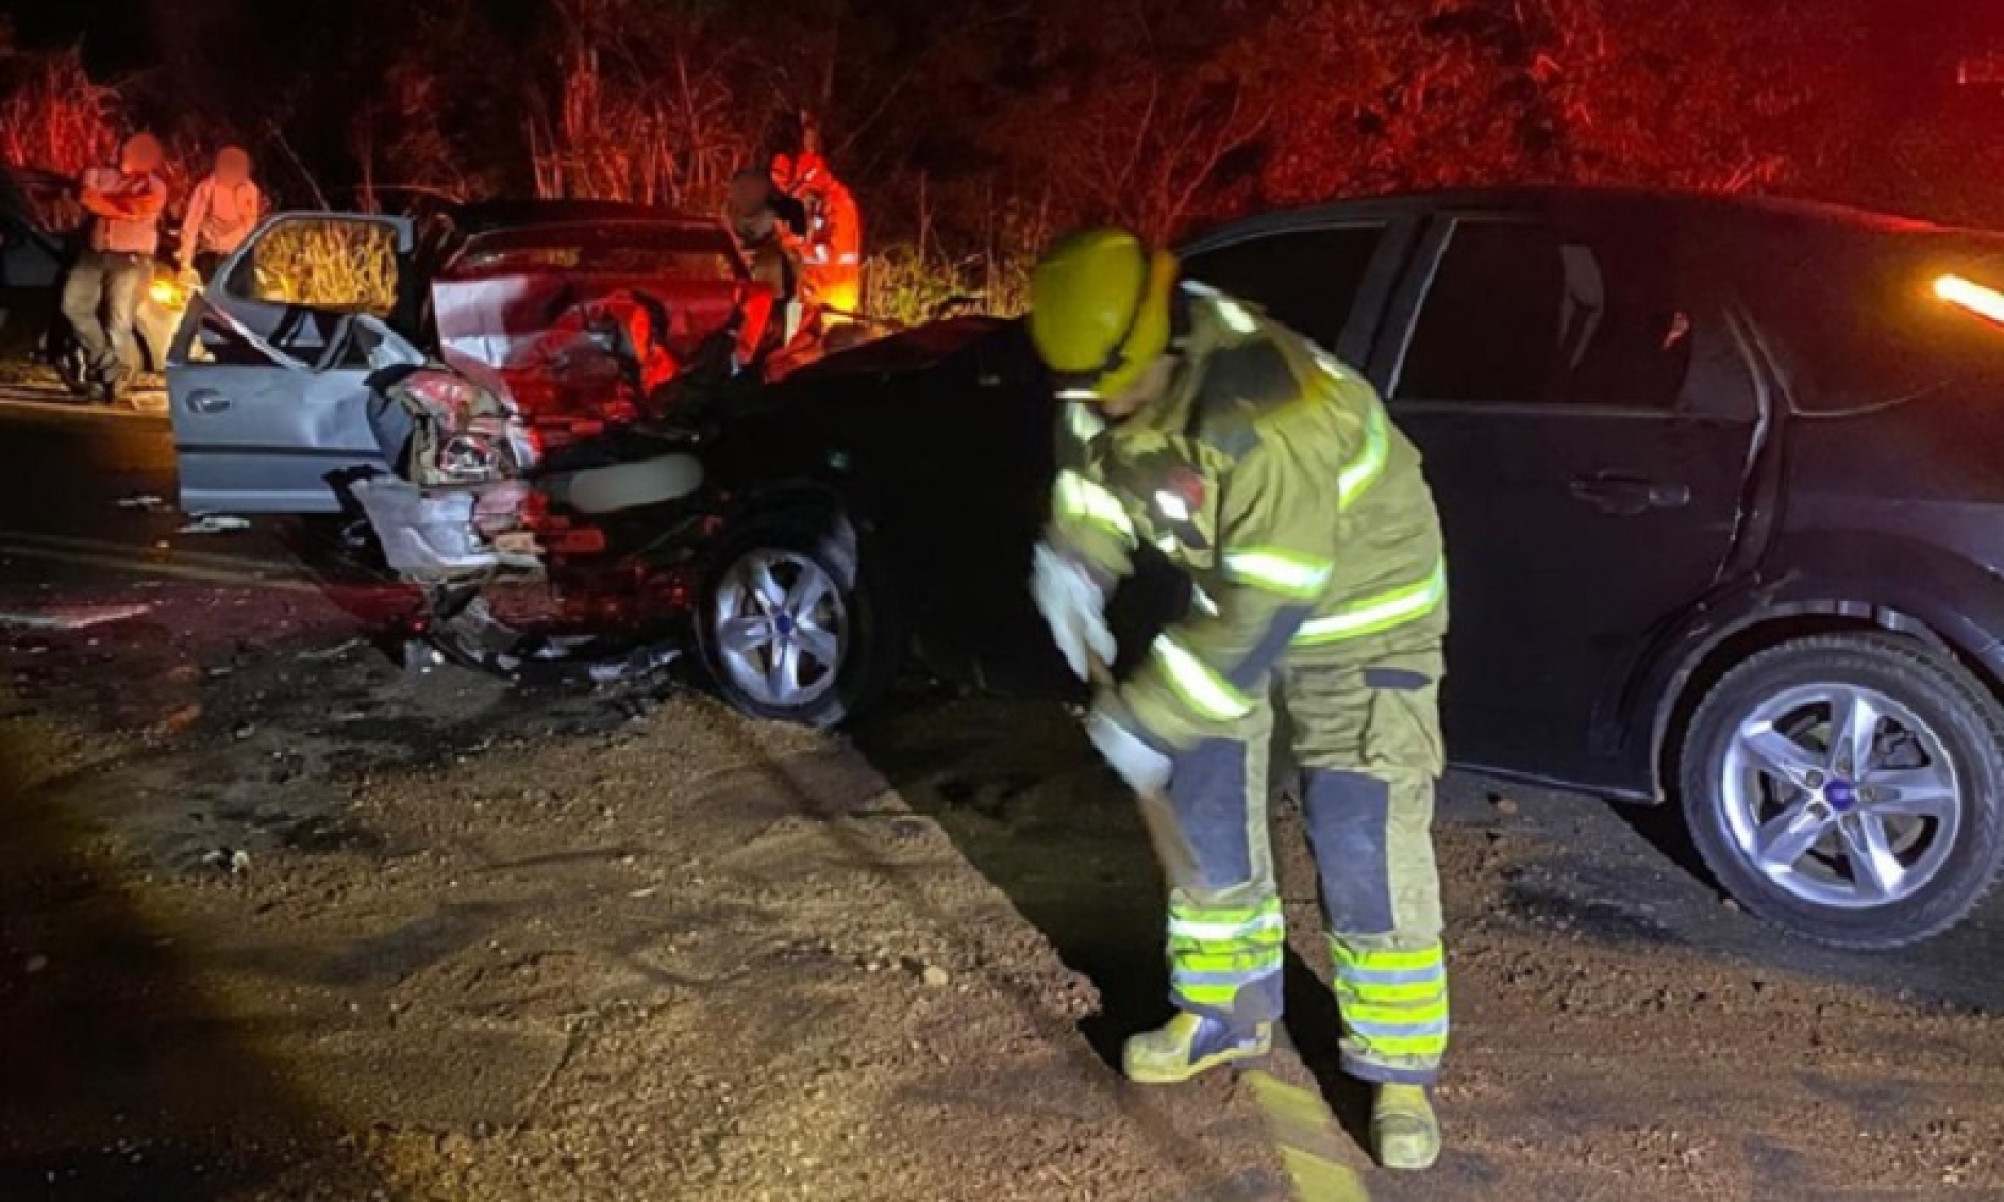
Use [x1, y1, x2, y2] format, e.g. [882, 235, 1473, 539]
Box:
[725, 167, 800, 304]
[178, 145, 262, 280]
[770, 147, 862, 319]
[63, 132, 168, 404]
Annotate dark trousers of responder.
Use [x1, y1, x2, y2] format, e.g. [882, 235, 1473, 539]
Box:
[60, 249, 148, 387]
[1159, 644, 1449, 1085]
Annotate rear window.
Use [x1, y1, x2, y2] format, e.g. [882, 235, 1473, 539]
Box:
[455, 244, 737, 281]
[1751, 224, 2004, 413]
[1183, 225, 1383, 352]
[451, 223, 744, 283]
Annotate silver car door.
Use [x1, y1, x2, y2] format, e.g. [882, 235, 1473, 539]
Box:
[167, 212, 415, 514]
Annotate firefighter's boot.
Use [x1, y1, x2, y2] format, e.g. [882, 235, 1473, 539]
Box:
[1371, 1083, 1440, 1170]
[1122, 1012, 1271, 1084]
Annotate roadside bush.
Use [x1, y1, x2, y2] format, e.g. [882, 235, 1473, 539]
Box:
[243, 219, 399, 315]
[0, 46, 119, 181]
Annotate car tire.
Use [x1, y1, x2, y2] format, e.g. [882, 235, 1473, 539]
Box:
[1680, 632, 2004, 948]
[697, 509, 898, 727]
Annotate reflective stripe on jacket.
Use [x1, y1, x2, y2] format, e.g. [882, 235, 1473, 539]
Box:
[1045, 281, 1448, 750]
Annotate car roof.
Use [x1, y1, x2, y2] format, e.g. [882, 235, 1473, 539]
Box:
[1186, 186, 2004, 252]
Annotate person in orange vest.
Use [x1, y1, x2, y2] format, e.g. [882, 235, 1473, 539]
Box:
[771, 150, 862, 319]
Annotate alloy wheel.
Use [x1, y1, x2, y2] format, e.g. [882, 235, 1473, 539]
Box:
[1719, 682, 1962, 910]
[710, 548, 849, 710]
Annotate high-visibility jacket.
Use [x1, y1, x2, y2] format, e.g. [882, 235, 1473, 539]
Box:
[794, 179, 862, 314]
[1046, 281, 1448, 750]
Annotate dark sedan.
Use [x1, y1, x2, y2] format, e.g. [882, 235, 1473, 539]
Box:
[695, 187, 2004, 950]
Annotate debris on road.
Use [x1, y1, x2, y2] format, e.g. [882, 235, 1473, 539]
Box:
[296, 637, 364, 662]
[0, 602, 153, 631]
[116, 493, 168, 511]
[1490, 793, 1521, 817]
[23, 954, 48, 975]
[201, 848, 253, 875]
[177, 514, 251, 535]
[156, 702, 203, 735]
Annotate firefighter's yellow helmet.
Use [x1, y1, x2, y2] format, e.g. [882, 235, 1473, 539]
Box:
[1029, 228, 1177, 403]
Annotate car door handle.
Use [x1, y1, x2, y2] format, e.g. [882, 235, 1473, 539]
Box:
[1569, 474, 1690, 516]
[186, 389, 230, 415]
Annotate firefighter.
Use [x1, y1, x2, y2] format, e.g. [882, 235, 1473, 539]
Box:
[771, 150, 862, 318]
[1027, 228, 1451, 1171]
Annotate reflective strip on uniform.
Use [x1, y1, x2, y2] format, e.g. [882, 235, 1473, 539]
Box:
[1053, 469, 1135, 545]
[1222, 547, 1335, 599]
[1170, 898, 1285, 1010]
[1332, 942, 1444, 973]
[1293, 559, 1447, 646]
[1333, 940, 1449, 1060]
[1336, 402, 1389, 509]
[836, 252, 861, 265]
[1336, 955, 1446, 1002]
[1151, 634, 1254, 722]
[1213, 297, 1258, 334]
[1312, 346, 1350, 382]
[1177, 946, 1285, 974]
[1066, 402, 1106, 442]
[1168, 902, 1284, 942]
[1181, 279, 1258, 335]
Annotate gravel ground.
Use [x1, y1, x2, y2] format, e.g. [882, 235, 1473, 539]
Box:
[3, 586, 2002, 1202]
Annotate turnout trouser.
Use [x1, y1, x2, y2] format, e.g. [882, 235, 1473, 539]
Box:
[1159, 645, 1449, 1085]
[60, 249, 148, 385]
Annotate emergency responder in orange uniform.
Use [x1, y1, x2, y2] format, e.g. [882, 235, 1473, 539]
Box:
[771, 150, 863, 317]
[1028, 228, 1451, 1170]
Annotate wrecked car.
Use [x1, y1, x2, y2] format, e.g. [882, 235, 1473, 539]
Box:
[166, 201, 777, 514]
[337, 314, 712, 676]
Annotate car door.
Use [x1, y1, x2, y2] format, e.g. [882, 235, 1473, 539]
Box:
[167, 212, 415, 514]
[1372, 212, 1762, 790]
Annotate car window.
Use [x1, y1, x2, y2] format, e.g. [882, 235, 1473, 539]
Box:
[1394, 219, 1693, 409]
[1753, 224, 2004, 413]
[229, 217, 401, 316]
[1184, 226, 1383, 351]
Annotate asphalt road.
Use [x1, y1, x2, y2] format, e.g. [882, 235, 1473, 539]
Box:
[2, 391, 2001, 1200]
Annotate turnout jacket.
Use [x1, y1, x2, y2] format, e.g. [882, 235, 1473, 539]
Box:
[1047, 281, 1449, 750]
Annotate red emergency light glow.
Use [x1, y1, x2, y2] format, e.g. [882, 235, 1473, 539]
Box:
[1934, 274, 2004, 326]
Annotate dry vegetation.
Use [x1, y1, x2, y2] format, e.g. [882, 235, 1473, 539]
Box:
[245, 219, 400, 314]
[0, 2, 1995, 325]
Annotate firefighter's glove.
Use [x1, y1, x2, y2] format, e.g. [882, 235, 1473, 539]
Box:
[1086, 702, 1172, 797]
[1031, 542, 1115, 681]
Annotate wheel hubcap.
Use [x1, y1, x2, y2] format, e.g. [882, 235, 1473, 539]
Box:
[711, 549, 848, 709]
[1720, 683, 1962, 909]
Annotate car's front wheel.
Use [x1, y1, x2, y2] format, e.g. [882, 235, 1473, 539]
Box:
[1681, 633, 2004, 948]
[697, 510, 898, 727]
